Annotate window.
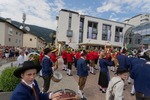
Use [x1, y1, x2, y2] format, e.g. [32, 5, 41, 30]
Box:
[19, 40, 21, 44]
[8, 27, 13, 35]
[19, 33, 21, 36]
[16, 32, 18, 35]
[87, 21, 98, 39]
[102, 24, 111, 41]
[115, 27, 123, 42]
[79, 18, 84, 43]
[8, 38, 11, 42]
[68, 13, 72, 30]
[16, 39, 18, 43]
[30, 38, 32, 41]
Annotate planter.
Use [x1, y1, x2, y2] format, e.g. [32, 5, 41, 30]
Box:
[0, 92, 12, 100]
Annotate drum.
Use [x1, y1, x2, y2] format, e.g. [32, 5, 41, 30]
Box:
[53, 89, 81, 100]
[52, 71, 62, 82]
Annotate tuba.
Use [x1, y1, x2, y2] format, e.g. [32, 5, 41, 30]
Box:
[111, 53, 119, 67]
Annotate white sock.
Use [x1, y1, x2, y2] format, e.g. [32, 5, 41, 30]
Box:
[69, 70, 71, 75]
[90, 67, 92, 72]
[78, 89, 83, 98]
[67, 69, 69, 74]
[128, 76, 131, 83]
[131, 85, 135, 94]
[92, 67, 94, 73]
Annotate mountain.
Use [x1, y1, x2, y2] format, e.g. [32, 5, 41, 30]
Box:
[12, 21, 56, 43]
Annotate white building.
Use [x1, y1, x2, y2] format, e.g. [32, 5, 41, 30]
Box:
[0, 18, 24, 47]
[23, 33, 46, 49]
[124, 14, 150, 26]
[56, 9, 132, 49]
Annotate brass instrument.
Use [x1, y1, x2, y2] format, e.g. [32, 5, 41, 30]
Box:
[111, 53, 119, 67]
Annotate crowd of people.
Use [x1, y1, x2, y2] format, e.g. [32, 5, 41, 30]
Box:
[7, 44, 150, 100]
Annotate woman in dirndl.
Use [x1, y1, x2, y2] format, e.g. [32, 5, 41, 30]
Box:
[98, 52, 114, 93]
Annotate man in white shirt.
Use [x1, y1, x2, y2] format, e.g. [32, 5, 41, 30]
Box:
[17, 51, 25, 67]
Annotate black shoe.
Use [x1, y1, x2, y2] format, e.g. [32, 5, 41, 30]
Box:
[102, 91, 106, 93]
[131, 93, 134, 96]
[99, 88, 102, 91]
[128, 82, 131, 84]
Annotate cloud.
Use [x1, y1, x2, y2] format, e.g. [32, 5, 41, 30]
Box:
[96, 0, 150, 14]
[0, 0, 65, 30]
[97, 1, 122, 13]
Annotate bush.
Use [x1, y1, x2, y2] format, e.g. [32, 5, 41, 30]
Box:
[0, 67, 20, 92]
[33, 54, 40, 66]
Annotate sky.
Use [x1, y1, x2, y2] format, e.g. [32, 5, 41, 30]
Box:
[0, 0, 150, 30]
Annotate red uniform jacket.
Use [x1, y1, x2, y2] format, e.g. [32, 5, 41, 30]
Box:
[67, 52, 74, 63]
[62, 50, 67, 59]
[39, 50, 44, 63]
[75, 52, 81, 60]
[50, 53, 57, 63]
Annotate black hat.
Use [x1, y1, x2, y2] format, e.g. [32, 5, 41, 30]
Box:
[13, 61, 41, 78]
[116, 67, 128, 75]
[44, 48, 52, 55]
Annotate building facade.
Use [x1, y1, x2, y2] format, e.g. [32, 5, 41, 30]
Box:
[0, 18, 24, 47]
[124, 14, 150, 26]
[125, 22, 150, 49]
[23, 33, 46, 49]
[56, 9, 132, 49]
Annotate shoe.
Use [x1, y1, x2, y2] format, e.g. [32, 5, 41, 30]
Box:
[94, 67, 98, 70]
[67, 73, 73, 76]
[102, 91, 106, 93]
[99, 88, 102, 91]
[131, 93, 134, 96]
[128, 82, 131, 84]
[90, 72, 96, 75]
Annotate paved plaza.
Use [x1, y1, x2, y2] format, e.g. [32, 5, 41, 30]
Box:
[0, 58, 136, 100]
[37, 58, 136, 100]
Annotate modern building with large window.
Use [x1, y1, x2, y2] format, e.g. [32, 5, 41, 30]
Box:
[56, 9, 132, 49]
[124, 22, 150, 49]
[124, 14, 150, 26]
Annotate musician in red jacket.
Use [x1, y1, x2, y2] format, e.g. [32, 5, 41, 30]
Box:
[89, 50, 95, 75]
[50, 48, 58, 70]
[62, 48, 67, 70]
[66, 49, 74, 76]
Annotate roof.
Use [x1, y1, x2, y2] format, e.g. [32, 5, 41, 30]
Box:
[0, 17, 25, 33]
[60, 9, 133, 26]
[12, 21, 56, 43]
[61, 9, 79, 15]
[133, 22, 150, 31]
